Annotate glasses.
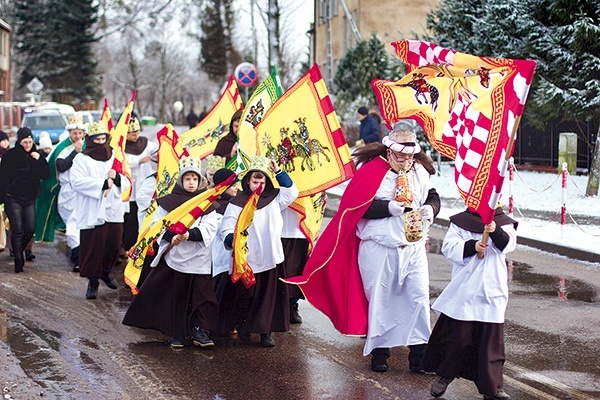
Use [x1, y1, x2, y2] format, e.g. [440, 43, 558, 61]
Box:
[389, 151, 414, 161]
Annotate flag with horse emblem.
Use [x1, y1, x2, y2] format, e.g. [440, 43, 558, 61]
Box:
[181, 75, 243, 159]
[123, 124, 190, 294]
[372, 40, 536, 223]
[124, 173, 236, 294]
[252, 64, 355, 244]
[236, 66, 285, 173]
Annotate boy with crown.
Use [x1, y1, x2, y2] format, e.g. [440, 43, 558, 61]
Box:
[219, 155, 298, 347]
[122, 117, 158, 254]
[71, 121, 130, 299]
[123, 156, 221, 349]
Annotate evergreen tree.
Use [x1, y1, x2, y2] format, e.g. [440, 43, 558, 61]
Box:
[13, 0, 100, 101]
[333, 34, 403, 107]
[200, 0, 228, 82]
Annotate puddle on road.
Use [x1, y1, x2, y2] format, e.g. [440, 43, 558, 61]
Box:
[509, 260, 598, 302]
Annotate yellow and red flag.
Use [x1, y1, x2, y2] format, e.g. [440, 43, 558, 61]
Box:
[124, 173, 236, 294]
[372, 40, 536, 223]
[106, 92, 136, 201]
[181, 75, 243, 159]
[231, 183, 262, 288]
[123, 124, 190, 293]
[101, 98, 114, 134]
[251, 64, 355, 243]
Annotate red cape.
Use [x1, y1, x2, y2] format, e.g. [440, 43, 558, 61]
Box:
[284, 156, 390, 335]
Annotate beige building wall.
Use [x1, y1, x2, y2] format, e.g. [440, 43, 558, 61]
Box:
[0, 19, 11, 101]
[313, 0, 438, 86]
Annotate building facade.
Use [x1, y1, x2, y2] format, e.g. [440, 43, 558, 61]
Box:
[311, 0, 438, 88]
[0, 18, 11, 102]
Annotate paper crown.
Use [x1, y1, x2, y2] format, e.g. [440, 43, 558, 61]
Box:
[66, 113, 87, 131]
[87, 121, 108, 136]
[206, 155, 226, 170]
[241, 155, 275, 181]
[128, 117, 141, 133]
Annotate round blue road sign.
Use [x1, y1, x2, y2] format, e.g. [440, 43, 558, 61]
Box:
[234, 62, 259, 87]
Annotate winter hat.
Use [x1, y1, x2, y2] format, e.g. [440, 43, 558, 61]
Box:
[357, 106, 369, 116]
[0, 130, 8, 142]
[382, 129, 422, 155]
[212, 168, 237, 187]
[39, 131, 53, 150]
[17, 127, 33, 143]
[177, 156, 207, 189]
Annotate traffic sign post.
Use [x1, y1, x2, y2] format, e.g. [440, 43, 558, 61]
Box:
[234, 63, 259, 102]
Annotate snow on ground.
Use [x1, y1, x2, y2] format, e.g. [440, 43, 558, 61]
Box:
[327, 162, 600, 256]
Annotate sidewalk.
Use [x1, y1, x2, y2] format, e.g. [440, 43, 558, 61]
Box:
[325, 165, 600, 264]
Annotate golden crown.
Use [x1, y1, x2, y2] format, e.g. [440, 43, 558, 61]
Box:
[178, 156, 202, 174]
[128, 118, 141, 133]
[87, 121, 108, 136]
[240, 155, 275, 181]
[68, 113, 84, 125]
[206, 155, 226, 170]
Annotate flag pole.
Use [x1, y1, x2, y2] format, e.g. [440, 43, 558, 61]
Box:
[478, 115, 521, 258]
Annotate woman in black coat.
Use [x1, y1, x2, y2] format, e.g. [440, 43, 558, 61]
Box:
[0, 128, 50, 273]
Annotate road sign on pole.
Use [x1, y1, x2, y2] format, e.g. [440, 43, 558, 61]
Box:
[234, 63, 259, 88]
[27, 77, 44, 94]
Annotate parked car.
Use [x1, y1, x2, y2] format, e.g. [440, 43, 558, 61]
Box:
[20, 109, 68, 144]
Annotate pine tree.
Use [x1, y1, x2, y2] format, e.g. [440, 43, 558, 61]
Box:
[13, 0, 100, 101]
[200, 0, 228, 82]
[333, 34, 403, 107]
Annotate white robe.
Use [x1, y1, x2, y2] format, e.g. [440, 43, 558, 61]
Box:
[56, 145, 79, 248]
[433, 222, 517, 323]
[356, 164, 434, 356]
[219, 185, 299, 274]
[70, 152, 130, 230]
[211, 212, 232, 277]
[150, 206, 219, 275]
[135, 173, 157, 227]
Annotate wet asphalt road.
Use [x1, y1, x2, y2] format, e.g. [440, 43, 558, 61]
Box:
[1, 222, 599, 400]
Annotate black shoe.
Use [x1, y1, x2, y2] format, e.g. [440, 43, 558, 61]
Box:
[86, 281, 99, 299]
[431, 376, 454, 398]
[260, 333, 275, 347]
[170, 337, 185, 349]
[192, 327, 214, 347]
[72, 265, 80, 273]
[290, 302, 303, 324]
[370, 353, 389, 372]
[100, 273, 118, 289]
[408, 343, 427, 372]
[14, 259, 24, 273]
[25, 250, 35, 261]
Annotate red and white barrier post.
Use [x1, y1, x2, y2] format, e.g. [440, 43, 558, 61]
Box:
[560, 162, 568, 239]
[508, 157, 514, 217]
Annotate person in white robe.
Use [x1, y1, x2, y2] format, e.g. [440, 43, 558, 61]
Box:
[123, 157, 220, 349]
[219, 156, 298, 347]
[353, 128, 440, 373]
[56, 114, 87, 271]
[421, 207, 517, 400]
[71, 121, 130, 300]
[122, 117, 158, 252]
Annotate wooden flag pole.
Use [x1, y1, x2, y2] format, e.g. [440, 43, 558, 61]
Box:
[477, 115, 521, 259]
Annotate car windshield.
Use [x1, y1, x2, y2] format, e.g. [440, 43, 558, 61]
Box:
[26, 115, 66, 129]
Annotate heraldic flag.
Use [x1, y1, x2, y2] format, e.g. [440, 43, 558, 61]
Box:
[372, 40, 536, 223]
[236, 66, 284, 173]
[124, 173, 236, 294]
[181, 75, 243, 159]
[123, 124, 190, 294]
[105, 92, 135, 202]
[251, 64, 354, 245]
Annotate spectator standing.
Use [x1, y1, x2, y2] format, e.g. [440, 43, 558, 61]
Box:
[357, 106, 382, 145]
[0, 128, 49, 273]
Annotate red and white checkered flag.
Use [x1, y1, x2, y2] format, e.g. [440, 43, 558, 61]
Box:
[372, 40, 536, 223]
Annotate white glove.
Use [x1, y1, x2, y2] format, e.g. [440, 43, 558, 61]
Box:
[388, 201, 405, 216]
[420, 205, 435, 223]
